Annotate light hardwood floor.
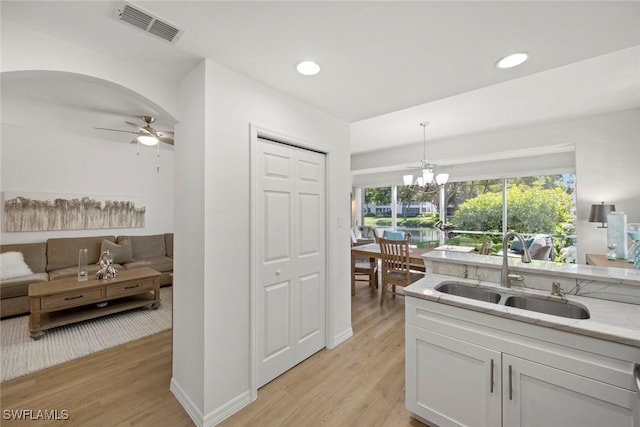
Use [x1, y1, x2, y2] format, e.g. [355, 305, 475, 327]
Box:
[1, 282, 424, 427]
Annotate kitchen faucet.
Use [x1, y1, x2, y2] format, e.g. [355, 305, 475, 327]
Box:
[501, 232, 532, 287]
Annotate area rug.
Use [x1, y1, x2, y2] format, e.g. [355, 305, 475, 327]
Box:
[1, 286, 172, 382]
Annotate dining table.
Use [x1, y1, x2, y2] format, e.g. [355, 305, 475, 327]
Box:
[351, 243, 433, 265]
[350, 243, 480, 295]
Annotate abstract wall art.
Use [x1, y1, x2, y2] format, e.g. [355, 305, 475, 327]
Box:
[2, 192, 146, 232]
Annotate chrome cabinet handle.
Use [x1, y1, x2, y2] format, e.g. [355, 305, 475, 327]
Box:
[635, 364, 640, 392]
[490, 359, 494, 393]
[509, 365, 513, 400]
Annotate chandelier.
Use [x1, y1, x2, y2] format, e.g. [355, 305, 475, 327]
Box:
[403, 122, 449, 190]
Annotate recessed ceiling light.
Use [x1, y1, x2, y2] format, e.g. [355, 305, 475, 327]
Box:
[496, 52, 528, 69]
[296, 60, 320, 76]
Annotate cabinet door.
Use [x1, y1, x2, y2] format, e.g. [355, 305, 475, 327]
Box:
[503, 354, 639, 427]
[406, 325, 501, 427]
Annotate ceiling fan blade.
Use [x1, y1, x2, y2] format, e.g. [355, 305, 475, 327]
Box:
[157, 135, 174, 145]
[125, 121, 153, 135]
[152, 130, 174, 145]
[125, 120, 141, 129]
[94, 127, 138, 135]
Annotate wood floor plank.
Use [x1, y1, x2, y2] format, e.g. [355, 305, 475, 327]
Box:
[1, 280, 425, 426]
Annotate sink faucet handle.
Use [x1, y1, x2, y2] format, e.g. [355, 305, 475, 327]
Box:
[506, 273, 525, 288]
[551, 282, 566, 299]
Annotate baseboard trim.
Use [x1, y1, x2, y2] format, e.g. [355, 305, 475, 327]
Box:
[203, 390, 252, 426]
[170, 377, 204, 427]
[171, 378, 252, 426]
[330, 326, 353, 349]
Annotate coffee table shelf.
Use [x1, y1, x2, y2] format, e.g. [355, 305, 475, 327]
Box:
[29, 267, 161, 340]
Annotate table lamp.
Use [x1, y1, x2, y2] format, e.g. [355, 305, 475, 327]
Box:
[588, 202, 615, 228]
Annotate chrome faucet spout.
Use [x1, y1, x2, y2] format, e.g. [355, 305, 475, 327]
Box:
[501, 232, 532, 287]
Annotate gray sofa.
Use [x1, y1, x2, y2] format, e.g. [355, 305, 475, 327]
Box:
[0, 233, 173, 318]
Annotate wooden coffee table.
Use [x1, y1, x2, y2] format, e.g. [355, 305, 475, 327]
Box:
[28, 267, 161, 340]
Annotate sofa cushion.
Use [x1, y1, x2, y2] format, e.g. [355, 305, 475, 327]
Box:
[1, 243, 47, 273]
[100, 239, 134, 264]
[0, 252, 33, 280]
[165, 233, 174, 257]
[118, 235, 166, 260]
[124, 257, 173, 273]
[0, 273, 49, 299]
[48, 263, 124, 282]
[47, 236, 116, 271]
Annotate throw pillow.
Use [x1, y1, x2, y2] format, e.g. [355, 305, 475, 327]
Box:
[100, 239, 134, 264]
[383, 230, 406, 240]
[0, 251, 33, 280]
[510, 237, 534, 253]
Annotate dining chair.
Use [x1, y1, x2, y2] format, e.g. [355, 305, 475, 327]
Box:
[381, 230, 426, 272]
[378, 236, 425, 306]
[351, 231, 378, 295]
[352, 252, 379, 295]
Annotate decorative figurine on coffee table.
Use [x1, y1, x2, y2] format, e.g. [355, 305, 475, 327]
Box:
[96, 250, 118, 279]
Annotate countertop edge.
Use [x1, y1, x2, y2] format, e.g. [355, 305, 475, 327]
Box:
[405, 274, 640, 348]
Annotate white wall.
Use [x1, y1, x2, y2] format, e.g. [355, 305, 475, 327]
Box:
[0, 123, 174, 244]
[574, 109, 640, 262]
[351, 108, 640, 263]
[170, 61, 206, 419]
[171, 59, 351, 425]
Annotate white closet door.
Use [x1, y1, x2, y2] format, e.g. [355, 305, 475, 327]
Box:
[256, 138, 326, 387]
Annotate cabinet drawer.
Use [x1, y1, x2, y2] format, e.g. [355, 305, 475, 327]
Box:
[41, 288, 104, 310]
[107, 279, 154, 297]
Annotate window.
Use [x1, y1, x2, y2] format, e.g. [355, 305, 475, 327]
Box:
[449, 173, 576, 260]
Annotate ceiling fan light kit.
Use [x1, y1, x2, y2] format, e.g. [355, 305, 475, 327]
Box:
[403, 122, 449, 191]
[137, 134, 159, 146]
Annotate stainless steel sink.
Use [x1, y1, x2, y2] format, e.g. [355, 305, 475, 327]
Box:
[435, 282, 502, 303]
[434, 281, 591, 320]
[504, 295, 590, 319]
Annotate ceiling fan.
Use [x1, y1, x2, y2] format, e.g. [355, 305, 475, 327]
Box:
[95, 116, 174, 146]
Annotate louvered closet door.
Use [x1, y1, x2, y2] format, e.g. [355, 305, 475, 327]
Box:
[256, 138, 326, 388]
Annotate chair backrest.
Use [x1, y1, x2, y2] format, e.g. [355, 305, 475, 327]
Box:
[379, 237, 412, 278]
[479, 241, 493, 255]
[350, 228, 359, 244]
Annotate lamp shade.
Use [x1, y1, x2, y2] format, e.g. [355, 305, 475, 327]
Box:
[422, 168, 434, 184]
[403, 175, 414, 186]
[588, 202, 615, 228]
[435, 173, 449, 186]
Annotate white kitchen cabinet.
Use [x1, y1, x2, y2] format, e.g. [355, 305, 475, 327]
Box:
[405, 296, 640, 427]
[504, 354, 639, 427]
[406, 325, 501, 427]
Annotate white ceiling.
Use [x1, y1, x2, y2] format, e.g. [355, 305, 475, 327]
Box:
[2, 1, 640, 154]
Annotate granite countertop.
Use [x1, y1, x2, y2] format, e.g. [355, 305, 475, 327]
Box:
[422, 251, 640, 286]
[405, 273, 640, 348]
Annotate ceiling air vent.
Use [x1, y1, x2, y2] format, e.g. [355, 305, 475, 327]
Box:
[113, 1, 184, 44]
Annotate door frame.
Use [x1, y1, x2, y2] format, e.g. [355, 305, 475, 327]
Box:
[249, 123, 332, 400]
